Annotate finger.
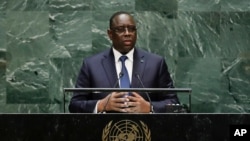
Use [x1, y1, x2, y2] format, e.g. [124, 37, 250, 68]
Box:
[111, 92, 121, 98]
[107, 102, 126, 112]
[127, 95, 137, 102]
[113, 107, 128, 113]
[126, 107, 136, 113]
[119, 108, 127, 112]
[130, 92, 140, 97]
[115, 102, 129, 108]
[113, 97, 129, 103]
[128, 101, 138, 108]
[113, 92, 128, 98]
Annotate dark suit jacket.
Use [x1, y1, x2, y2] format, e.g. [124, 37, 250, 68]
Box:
[69, 48, 179, 113]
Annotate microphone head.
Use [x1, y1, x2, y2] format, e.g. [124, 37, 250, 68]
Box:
[134, 72, 139, 77]
[135, 73, 141, 80]
[119, 72, 124, 77]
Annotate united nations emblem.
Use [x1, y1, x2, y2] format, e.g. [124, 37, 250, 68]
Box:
[102, 119, 151, 141]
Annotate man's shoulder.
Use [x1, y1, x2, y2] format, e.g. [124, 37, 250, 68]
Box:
[136, 48, 163, 60]
[84, 49, 110, 61]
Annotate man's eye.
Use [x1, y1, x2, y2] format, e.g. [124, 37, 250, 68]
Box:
[116, 27, 125, 31]
[127, 26, 136, 31]
[111, 26, 137, 33]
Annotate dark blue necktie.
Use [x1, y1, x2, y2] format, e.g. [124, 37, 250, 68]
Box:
[119, 56, 130, 88]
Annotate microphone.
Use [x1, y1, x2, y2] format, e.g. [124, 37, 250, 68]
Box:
[135, 74, 154, 113]
[101, 72, 123, 113]
[113, 72, 123, 88]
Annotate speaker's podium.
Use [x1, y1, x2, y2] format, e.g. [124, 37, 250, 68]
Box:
[1, 87, 250, 140]
[59, 88, 192, 140]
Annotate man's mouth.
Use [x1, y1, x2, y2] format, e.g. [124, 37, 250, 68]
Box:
[123, 40, 132, 45]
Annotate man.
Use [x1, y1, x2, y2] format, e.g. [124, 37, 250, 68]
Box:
[69, 11, 179, 113]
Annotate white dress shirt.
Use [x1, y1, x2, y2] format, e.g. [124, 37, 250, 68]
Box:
[113, 47, 134, 83]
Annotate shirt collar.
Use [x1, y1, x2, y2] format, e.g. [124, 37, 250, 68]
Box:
[112, 47, 134, 62]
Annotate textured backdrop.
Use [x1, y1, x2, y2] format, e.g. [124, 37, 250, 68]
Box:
[0, 0, 249, 113]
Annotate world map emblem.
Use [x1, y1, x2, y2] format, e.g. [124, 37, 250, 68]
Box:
[102, 119, 151, 141]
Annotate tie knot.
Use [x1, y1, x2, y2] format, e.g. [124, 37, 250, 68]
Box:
[119, 56, 128, 62]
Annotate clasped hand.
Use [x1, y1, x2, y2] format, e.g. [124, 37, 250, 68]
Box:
[99, 92, 151, 113]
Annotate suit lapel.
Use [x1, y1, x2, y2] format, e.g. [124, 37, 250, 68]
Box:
[101, 48, 147, 88]
[102, 49, 118, 87]
[131, 48, 146, 88]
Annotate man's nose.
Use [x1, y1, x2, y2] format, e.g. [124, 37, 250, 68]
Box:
[124, 27, 130, 35]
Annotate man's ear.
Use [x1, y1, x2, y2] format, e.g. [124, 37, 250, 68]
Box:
[107, 29, 113, 40]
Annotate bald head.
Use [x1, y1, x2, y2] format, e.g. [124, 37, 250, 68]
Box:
[109, 11, 135, 28]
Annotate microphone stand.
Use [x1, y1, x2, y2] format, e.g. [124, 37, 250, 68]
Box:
[136, 74, 154, 113]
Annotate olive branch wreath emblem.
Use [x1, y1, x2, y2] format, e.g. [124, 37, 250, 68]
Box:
[102, 120, 151, 141]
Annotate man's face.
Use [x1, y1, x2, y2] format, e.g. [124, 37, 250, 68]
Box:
[108, 14, 137, 54]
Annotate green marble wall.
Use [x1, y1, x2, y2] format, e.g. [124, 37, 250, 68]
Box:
[0, 0, 249, 113]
